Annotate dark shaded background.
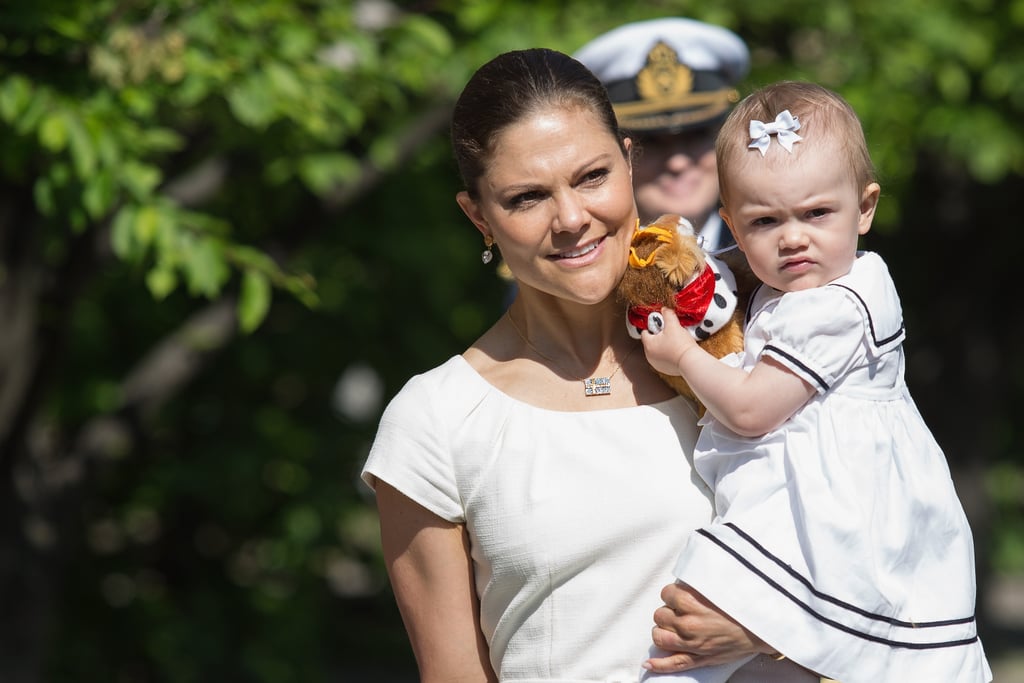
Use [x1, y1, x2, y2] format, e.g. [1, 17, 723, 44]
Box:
[0, 1, 1021, 681]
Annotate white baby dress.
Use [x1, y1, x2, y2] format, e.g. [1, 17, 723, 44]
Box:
[661, 252, 992, 683]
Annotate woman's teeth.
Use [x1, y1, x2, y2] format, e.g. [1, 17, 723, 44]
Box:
[557, 242, 598, 259]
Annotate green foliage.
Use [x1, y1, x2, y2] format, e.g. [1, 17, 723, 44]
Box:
[0, 0, 1022, 681]
[989, 461, 1024, 570]
[0, 0, 460, 329]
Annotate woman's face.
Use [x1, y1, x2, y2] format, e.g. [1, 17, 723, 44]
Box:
[457, 106, 637, 306]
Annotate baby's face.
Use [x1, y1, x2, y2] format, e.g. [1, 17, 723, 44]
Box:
[719, 138, 878, 292]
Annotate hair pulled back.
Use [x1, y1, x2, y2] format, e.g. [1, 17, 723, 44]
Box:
[451, 48, 624, 199]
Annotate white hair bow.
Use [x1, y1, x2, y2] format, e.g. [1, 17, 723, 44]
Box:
[748, 110, 802, 156]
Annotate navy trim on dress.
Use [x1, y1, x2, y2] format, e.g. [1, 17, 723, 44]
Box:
[696, 524, 979, 650]
[744, 283, 764, 325]
[828, 283, 905, 348]
[762, 345, 829, 392]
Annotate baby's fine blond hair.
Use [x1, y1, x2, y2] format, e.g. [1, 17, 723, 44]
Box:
[716, 81, 875, 206]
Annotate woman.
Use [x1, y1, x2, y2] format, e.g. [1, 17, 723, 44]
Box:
[361, 48, 770, 682]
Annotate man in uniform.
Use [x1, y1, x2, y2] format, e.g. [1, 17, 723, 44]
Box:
[575, 18, 750, 252]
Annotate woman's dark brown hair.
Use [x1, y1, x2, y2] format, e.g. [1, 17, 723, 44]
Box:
[451, 48, 625, 199]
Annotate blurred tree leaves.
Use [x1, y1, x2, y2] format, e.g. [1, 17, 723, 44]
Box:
[0, 0, 1021, 681]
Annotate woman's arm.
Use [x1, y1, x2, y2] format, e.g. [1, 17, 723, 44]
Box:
[641, 309, 814, 436]
[643, 581, 775, 673]
[376, 480, 497, 683]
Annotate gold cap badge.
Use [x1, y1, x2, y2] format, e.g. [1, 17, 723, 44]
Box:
[636, 41, 693, 102]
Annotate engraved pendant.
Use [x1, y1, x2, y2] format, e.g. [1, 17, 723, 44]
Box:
[583, 376, 611, 396]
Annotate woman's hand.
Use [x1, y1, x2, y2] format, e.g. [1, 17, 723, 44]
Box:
[642, 581, 771, 673]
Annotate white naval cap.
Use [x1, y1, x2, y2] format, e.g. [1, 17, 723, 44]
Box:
[574, 17, 750, 133]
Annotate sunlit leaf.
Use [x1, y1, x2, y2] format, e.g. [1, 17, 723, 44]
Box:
[134, 205, 160, 249]
[0, 75, 32, 122]
[226, 74, 276, 128]
[265, 62, 304, 100]
[145, 265, 178, 300]
[400, 15, 454, 56]
[182, 237, 231, 298]
[38, 112, 68, 151]
[296, 152, 360, 194]
[66, 114, 97, 177]
[110, 205, 137, 259]
[238, 269, 272, 334]
[119, 161, 163, 201]
[82, 171, 115, 219]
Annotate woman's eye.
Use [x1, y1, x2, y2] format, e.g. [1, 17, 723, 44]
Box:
[580, 168, 609, 185]
[508, 191, 543, 208]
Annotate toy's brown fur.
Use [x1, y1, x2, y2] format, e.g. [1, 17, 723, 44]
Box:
[616, 214, 755, 414]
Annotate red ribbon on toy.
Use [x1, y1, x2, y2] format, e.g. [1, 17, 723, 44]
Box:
[627, 264, 716, 331]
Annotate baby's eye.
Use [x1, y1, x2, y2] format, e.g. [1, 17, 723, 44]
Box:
[807, 207, 830, 219]
[751, 216, 776, 227]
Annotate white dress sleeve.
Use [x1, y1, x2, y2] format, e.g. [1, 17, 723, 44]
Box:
[757, 286, 868, 394]
[361, 368, 464, 523]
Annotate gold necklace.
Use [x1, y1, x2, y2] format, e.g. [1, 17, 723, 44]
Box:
[505, 311, 637, 397]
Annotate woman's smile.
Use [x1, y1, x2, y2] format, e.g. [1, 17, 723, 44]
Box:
[549, 236, 606, 262]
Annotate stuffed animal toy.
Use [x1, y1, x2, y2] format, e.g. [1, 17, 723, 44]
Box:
[616, 214, 753, 415]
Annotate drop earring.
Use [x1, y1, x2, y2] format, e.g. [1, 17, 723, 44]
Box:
[481, 235, 495, 264]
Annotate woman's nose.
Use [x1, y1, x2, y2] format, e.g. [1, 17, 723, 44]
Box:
[552, 192, 588, 233]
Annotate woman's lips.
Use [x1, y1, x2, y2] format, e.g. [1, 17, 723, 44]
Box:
[552, 238, 602, 260]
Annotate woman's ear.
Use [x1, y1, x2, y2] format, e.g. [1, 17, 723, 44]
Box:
[857, 182, 881, 236]
[624, 136, 634, 180]
[456, 191, 490, 239]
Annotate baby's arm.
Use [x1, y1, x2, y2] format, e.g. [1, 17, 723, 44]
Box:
[641, 308, 815, 436]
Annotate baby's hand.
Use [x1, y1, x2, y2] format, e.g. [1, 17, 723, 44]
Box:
[640, 308, 698, 377]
